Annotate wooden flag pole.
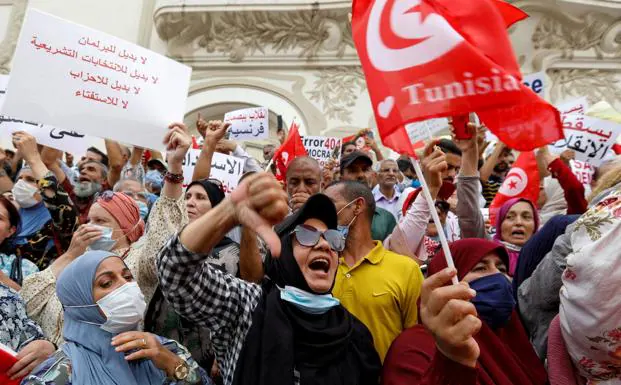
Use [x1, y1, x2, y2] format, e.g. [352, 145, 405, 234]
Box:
[412, 157, 459, 285]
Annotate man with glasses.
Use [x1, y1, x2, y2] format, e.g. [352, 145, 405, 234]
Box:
[324, 180, 423, 362]
[373, 159, 401, 220]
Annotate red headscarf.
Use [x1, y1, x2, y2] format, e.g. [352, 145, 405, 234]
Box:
[426, 239, 548, 385]
[96, 192, 145, 243]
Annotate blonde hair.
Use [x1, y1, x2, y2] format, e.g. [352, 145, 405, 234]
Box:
[589, 159, 621, 202]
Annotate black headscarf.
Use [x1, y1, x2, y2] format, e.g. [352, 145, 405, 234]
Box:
[512, 214, 579, 298]
[187, 179, 225, 207]
[232, 194, 381, 385]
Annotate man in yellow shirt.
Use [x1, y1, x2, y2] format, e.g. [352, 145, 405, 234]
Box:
[324, 180, 424, 362]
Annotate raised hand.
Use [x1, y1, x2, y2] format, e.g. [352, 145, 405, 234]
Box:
[420, 268, 481, 368]
[449, 121, 479, 155]
[203, 119, 229, 148]
[12, 131, 40, 164]
[230, 173, 289, 257]
[421, 140, 448, 193]
[164, 122, 191, 167]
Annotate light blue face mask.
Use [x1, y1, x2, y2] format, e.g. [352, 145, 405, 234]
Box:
[279, 285, 340, 314]
[136, 201, 149, 220]
[336, 200, 359, 241]
[88, 225, 116, 251]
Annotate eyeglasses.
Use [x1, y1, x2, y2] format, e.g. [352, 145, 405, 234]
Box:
[94, 190, 115, 202]
[292, 224, 345, 252]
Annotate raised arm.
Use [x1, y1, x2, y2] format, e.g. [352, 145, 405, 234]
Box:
[385, 142, 446, 262]
[105, 139, 125, 187]
[452, 124, 487, 239]
[193, 115, 229, 182]
[479, 142, 506, 182]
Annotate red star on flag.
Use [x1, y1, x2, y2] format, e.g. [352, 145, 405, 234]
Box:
[407, 3, 434, 23]
[508, 180, 518, 190]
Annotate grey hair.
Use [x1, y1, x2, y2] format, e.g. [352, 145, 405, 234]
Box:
[113, 177, 145, 193]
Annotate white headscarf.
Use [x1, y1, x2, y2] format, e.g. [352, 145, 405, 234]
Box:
[560, 185, 621, 384]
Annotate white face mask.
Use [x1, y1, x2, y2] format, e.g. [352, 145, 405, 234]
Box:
[12, 179, 39, 208]
[97, 282, 146, 334]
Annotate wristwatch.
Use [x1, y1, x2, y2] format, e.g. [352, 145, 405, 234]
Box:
[173, 360, 190, 381]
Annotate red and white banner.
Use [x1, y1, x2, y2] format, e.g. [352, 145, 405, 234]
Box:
[351, 0, 562, 156]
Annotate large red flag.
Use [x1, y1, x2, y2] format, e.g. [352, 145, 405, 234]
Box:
[351, 0, 562, 156]
[489, 151, 540, 225]
[272, 122, 308, 181]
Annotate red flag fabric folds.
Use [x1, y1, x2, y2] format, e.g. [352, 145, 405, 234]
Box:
[489, 151, 540, 225]
[351, 0, 562, 156]
[272, 122, 308, 181]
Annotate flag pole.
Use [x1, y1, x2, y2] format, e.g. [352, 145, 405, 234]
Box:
[264, 158, 274, 172]
[411, 157, 459, 285]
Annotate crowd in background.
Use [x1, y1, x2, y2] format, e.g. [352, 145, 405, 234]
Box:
[0, 113, 620, 385]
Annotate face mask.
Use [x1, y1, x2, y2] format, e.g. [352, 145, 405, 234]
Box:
[469, 273, 516, 329]
[336, 200, 359, 241]
[145, 170, 163, 190]
[12, 180, 39, 208]
[136, 201, 149, 220]
[279, 285, 340, 314]
[75, 181, 102, 198]
[88, 225, 116, 251]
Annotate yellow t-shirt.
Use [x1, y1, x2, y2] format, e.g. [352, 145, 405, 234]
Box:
[332, 241, 423, 362]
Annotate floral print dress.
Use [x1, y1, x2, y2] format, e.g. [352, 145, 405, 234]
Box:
[0, 284, 45, 352]
[559, 185, 621, 384]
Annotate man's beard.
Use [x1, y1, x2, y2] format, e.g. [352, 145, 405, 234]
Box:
[74, 181, 102, 198]
[494, 162, 509, 174]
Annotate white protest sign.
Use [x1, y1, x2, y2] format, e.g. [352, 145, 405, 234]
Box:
[181, 150, 246, 193]
[0, 116, 103, 156]
[301, 136, 342, 168]
[224, 107, 269, 140]
[570, 159, 595, 188]
[1, 9, 191, 151]
[405, 118, 449, 144]
[522, 72, 545, 96]
[0, 75, 8, 111]
[549, 114, 621, 166]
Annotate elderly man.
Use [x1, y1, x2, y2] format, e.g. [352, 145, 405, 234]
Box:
[340, 151, 395, 241]
[373, 159, 401, 220]
[286, 156, 322, 212]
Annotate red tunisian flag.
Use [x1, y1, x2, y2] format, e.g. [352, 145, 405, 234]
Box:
[351, 0, 562, 156]
[489, 151, 540, 225]
[272, 122, 308, 181]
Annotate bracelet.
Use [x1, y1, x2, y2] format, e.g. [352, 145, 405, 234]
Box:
[164, 172, 184, 184]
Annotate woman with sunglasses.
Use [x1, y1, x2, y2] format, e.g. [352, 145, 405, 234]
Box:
[157, 175, 381, 385]
[20, 123, 193, 346]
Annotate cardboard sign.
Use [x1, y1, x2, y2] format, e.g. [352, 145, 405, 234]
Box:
[549, 114, 621, 167]
[181, 150, 246, 193]
[1, 9, 191, 151]
[570, 159, 595, 186]
[224, 107, 269, 140]
[0, 116, 102, 156]
[522, 72, 545, 96]
[405, 118, 449, 144]
[302, 136, 342, 168]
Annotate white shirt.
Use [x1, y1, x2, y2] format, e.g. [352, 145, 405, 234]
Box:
[372, 185, 401, 220]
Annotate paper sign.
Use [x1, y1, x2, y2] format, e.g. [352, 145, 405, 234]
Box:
[0, 116, 103, 156]
[224, 107, 269, 140]
[181, 150, 246, 193]
[556, 97, 589, 117]
[522, 72, 545, 96]
[570, 159, 595, 186]
[549, 114, 621, 166]
[302, 136, 342, 168]
[0, 75, 8, 111]
[1, 9, 191, 151]
[405, 118, 449, 144]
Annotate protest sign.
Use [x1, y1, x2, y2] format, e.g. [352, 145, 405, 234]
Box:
[302, 136, 342, 168]
[549, 114, 621, 167]
[522, 72, 545, 96]
[0, 116, 103, 156]
[1, 9, 191, 151]
[570, 159, 595, 187]
[0, 75, 8, 111]
[405, 118, 450, 145]
[181, 150, 246, 192]
[224, 107, 269, 141]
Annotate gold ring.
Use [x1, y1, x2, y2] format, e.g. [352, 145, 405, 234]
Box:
[141, 338, 147, 348]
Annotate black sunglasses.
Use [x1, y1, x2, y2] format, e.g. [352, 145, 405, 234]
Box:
[292, 224, 345, 252]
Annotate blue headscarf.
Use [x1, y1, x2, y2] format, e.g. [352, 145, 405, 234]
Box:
[512, 214, 579, 298]
[14, 202, 51, 245]
[56, 251, 165, 385]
